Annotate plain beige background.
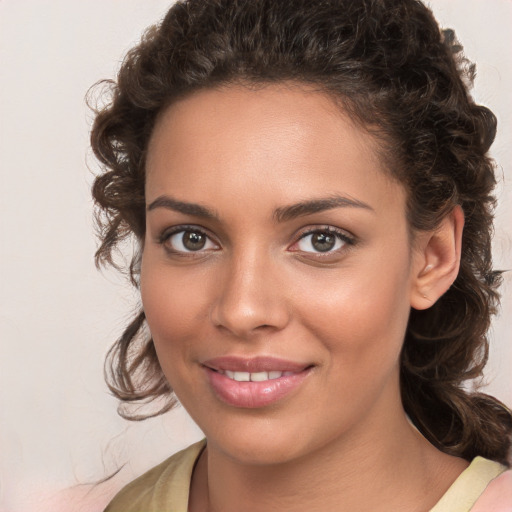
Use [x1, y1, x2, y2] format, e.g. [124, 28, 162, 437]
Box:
[0, 1, 510, 511]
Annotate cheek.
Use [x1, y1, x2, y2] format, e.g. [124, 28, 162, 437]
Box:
[141, 274, 190, 342]
[291, 261, 412, 434]
[140, 256, 215, 403]
[298, 252, 412, 373]
[140, 255, 209, 364]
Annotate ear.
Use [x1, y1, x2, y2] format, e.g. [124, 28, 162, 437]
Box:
[410, 206, 465, 310]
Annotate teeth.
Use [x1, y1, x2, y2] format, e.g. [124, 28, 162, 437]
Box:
[223, 370, 286, 382]
[250, 371, 269, 382]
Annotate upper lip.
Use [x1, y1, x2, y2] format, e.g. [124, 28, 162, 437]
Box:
[202, 356, 311, 373]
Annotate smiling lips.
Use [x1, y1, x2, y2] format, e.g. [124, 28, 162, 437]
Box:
[202, 356, 313, 408]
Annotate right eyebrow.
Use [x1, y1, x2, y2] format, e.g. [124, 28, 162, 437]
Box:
[146, 196, 218, 219]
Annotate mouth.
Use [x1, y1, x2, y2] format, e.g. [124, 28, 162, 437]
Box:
[201, 356, 314, 408]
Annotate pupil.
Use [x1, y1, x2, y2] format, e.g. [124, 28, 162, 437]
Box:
[312, 232, 335, 252]
[183, 231, 206, 250]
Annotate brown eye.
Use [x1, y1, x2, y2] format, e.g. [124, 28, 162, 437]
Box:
[311, 232, 336, 252]
[182, 230, 206, 251]
[295, 229, 350, 254]
[165, 229, 218, 253]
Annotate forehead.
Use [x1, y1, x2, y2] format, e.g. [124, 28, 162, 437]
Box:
[145, 84, 405, 215]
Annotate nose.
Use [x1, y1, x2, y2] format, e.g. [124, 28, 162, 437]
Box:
[210, 249, 290, 338]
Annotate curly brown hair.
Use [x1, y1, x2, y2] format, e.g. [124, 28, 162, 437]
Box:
[90, 0, 512, 465]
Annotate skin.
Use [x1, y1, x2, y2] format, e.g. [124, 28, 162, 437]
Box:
[141, 83, 467, 512]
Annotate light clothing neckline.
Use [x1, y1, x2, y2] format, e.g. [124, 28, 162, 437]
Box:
[178, 441, 505, 511]
[182, 442, 504, 512]
[106, 439, 506, 511]
[429, 456, 505, 511]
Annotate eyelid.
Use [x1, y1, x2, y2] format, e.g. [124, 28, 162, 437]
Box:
[156, 224, 355, 257]
[157, 224, 220, 254]
[288, 225, 356, 255]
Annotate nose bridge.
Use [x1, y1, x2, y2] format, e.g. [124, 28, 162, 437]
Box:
[211, 244, 288, 336]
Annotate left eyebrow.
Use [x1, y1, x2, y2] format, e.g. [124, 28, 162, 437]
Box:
[274, 195, 375, 223]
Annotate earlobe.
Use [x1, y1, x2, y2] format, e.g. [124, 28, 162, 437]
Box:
[410, 206, 465, 310]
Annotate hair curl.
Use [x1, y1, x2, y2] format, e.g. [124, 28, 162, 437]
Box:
[90, 0, 512, 464]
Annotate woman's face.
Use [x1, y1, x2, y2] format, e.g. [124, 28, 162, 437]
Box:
[141, 84, 424, 464]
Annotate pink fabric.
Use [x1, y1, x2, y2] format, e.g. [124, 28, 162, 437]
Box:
[471, 470, 512, 511]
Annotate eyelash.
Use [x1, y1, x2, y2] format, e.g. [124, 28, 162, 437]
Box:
[156, 225, 356, 257]
[157, 225, 218, 256]
[292, 226, 355, 256]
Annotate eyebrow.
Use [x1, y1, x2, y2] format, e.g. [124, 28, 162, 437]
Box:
[273, 195, 375, 222]
[147, 194, 374, 222]
[147, 196, 218, 219]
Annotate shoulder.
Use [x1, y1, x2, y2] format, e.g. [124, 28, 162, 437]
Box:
[430, 457, 509, 512]
[471, 468, 512, 512]
[104, 439, 206, 512]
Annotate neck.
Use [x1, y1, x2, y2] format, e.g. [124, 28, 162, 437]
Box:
[190, 398, 467, 512]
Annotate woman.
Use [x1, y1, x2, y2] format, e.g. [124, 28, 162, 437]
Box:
[90, 0, 512, 509]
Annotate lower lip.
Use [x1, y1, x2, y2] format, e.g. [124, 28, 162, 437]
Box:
[204, 367, 312, 408]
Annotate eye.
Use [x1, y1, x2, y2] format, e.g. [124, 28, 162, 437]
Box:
[161, 228, 219, 254]
[292, 228, 353, 254]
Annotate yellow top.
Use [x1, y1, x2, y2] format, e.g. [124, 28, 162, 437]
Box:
[104, 440, 507, 512]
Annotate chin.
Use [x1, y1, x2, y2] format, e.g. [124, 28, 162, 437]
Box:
[196, 408, 340, 468]
[213, 434, 306, 466]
